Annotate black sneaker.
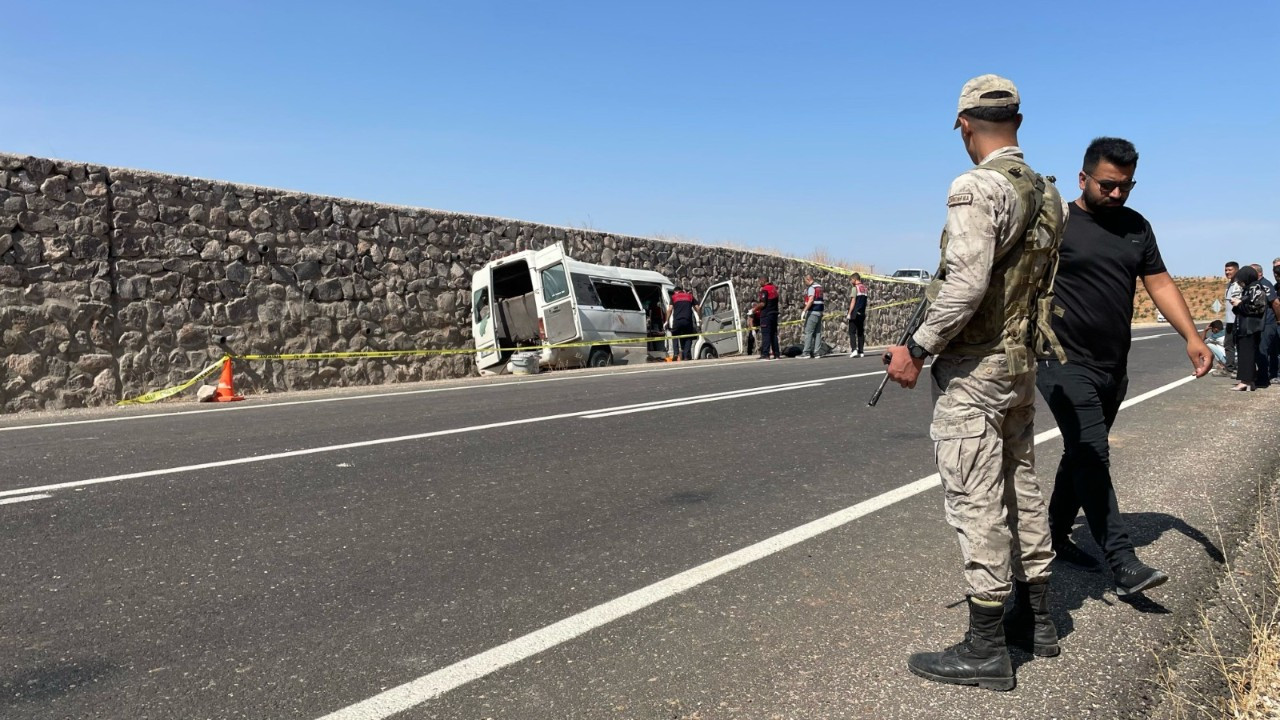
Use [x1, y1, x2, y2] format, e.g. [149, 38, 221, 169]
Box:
[1052, 539, 1101, 570]
[1113, 561, 1169, 596]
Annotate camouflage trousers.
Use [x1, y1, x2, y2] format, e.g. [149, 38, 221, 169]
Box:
[929, 352, 1053, 602]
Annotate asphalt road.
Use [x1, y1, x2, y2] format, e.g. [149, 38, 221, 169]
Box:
[2, 329, 1275, 719]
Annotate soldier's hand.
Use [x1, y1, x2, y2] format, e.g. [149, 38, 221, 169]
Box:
[1187, 338, 1213, 378]
[884, 345, 925, 389]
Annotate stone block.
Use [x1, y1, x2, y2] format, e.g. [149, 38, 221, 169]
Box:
[116, 275, 150, 300]
[312, 277, 343, 302]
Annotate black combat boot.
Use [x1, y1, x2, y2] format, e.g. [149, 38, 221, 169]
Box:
[1005, 580, 1060, 657]
[907, 599, 1015, 691]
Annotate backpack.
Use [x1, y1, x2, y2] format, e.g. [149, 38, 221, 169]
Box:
[1240, 283, 1268, 317]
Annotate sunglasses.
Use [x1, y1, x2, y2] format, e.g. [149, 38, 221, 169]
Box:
[1085, 173, 1137, 193]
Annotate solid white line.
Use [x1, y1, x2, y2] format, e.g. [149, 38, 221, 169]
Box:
[0, 493, 52, 505]
[314, 371, 1202, 720]
[0, 373, 879, 500]
[1118, 373, 1197, 406]
[0, 356, 754, 434]
[2, 329, 1178, 434]
[1131, 332, 1177, 342]
[583, 383, 826, 418]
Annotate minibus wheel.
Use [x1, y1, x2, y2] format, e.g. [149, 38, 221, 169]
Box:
[587, 347, 613, 368]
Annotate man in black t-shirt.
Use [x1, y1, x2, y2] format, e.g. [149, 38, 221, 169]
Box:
[1037, 137, 1211, 597]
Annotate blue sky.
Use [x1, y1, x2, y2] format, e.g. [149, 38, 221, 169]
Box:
[6, 1, 1278, 276]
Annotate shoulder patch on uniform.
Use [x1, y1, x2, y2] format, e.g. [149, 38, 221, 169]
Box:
[947, 192, 973, 207]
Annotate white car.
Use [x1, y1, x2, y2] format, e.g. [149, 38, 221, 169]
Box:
[891, 268, 932, 284]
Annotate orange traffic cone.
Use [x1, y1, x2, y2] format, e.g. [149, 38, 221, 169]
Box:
[212, 356, 245, 402]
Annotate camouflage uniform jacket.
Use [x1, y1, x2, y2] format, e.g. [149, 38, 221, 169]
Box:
[913, 146, 1070, 356]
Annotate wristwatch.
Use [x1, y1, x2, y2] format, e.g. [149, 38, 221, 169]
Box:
[906, 336, 932, 360]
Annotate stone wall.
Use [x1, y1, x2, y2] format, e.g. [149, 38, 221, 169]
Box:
[0, 152, 923, 413]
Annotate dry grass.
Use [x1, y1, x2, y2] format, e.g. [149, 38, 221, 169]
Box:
[1157, 493, 1280, 719]
[1135, 276, 1222, 323]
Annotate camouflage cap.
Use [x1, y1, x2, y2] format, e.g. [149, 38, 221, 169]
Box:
[953, 74, 1020, 128]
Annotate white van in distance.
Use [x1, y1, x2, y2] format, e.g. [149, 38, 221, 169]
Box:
[891, 268, 933, 284]
[471, 243, 742, 373]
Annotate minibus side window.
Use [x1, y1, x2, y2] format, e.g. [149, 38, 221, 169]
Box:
[571, 273, 601, 306]
[592, 279, 641, 311]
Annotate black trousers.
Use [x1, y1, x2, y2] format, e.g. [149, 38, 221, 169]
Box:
[759, 314, 780, 358]
[1237, 330, 1260, 386]
[848, 313, 865, 353]
[672, 323, 695, 360]
[1225, 322, 1237, 371]
[1263, 322, 1280, 381]
[1036, 360, 1136, 569]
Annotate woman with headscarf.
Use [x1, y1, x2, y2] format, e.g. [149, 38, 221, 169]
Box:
[1230, 265, 1267, 391]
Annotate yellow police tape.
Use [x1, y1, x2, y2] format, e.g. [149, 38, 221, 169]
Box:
[116, 355, 228, 406]
[116, 295, 925, 405]
[786, 257, 923, 285]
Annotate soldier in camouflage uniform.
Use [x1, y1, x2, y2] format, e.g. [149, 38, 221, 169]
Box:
[885, 74, 1069, 692]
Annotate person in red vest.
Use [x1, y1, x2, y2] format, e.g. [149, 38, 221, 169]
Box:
[666, 286, 701, 361]
[753, 276, 781, 360]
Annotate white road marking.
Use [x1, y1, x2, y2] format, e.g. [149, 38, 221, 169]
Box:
[0, 372, 881, 500]
[314, 372, 1203, 720]
[1131, 332, 1177, 342]
[583, 383, 826, 418]
[0, 356, 753, 433]
[0, 493, 51, 505]
[0, 330, 1181, 434]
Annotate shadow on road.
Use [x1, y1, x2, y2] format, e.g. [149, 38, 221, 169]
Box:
[1049, 511, 1225, 640]
[0, 657, 117, 708]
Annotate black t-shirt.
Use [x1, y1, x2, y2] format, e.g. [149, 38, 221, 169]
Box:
[1050, 202, 1166, 370]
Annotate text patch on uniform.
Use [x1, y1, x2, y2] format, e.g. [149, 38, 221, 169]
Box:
[947, 192, 973, 207]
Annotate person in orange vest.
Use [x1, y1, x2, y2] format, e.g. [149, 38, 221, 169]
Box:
[666, 286, 701, 361]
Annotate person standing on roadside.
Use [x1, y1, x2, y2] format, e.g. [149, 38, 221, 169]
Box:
[745, 303, 761, 356]
[1270, 258, 1280, 383]
[666, 285, 701, 361]
[886, 74, 1068, 692]
[1249, 263, 1280, 386]
[754, 276, 781, 360]
[1229, 265, 1267, 391]
[1223, 261, 1241, 375]
[800, 274, 825, 358]
[847, 273, 868, 357]
[1037, 137, 1211, 597]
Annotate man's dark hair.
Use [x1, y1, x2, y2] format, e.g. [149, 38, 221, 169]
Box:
[959, 91, 1019, 123]
[1226, 261, 1240, 269]
[1210, 319, 1224, 330]
[851, 272, 862, 281]
[1083, 137, 1139, 172]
